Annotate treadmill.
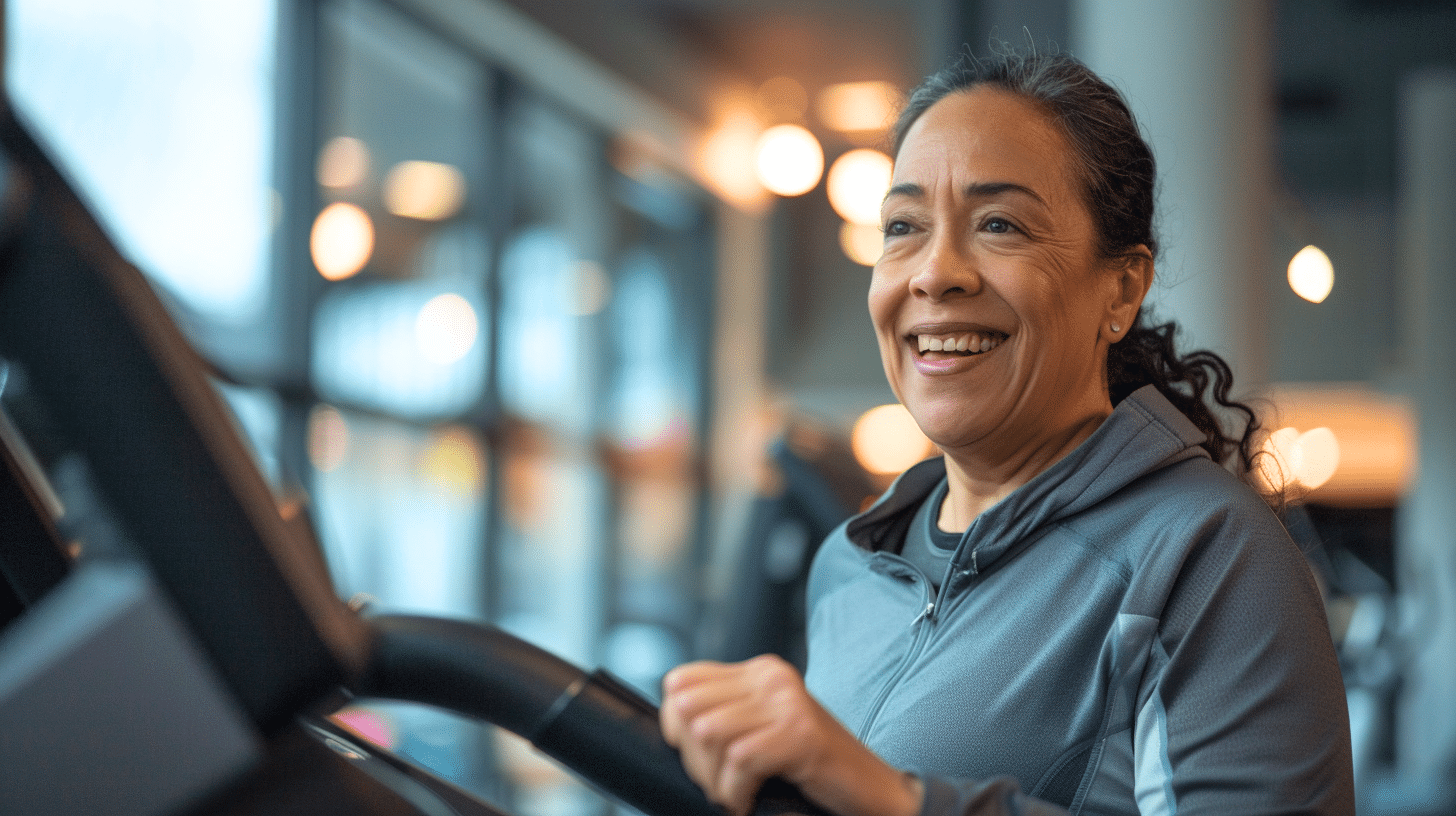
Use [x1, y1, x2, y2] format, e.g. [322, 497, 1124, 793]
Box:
[0, 94, 826, 816]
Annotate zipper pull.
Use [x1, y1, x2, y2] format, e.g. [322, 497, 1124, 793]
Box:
[913, 601, 935, 624]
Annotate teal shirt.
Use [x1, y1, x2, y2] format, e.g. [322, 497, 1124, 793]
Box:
[900, 477, 957, 593]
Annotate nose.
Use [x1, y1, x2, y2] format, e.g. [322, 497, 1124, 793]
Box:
[909, 231, 983, 300]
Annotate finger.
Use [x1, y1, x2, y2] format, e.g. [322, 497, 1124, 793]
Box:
[714, 725, 786, 816]
[661, 659, 732, 695]
[685, 693, 781, 753]
[736, 654, 803, 701]
[661, 664, 764, 745]
[662, 684, 744, 746]
[673, 694, 780, 795]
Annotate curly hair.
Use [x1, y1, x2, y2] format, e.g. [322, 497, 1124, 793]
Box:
[894, 46, 1262, 478]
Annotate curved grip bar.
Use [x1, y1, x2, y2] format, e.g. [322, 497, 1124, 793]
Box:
[355, 615, 831, 816]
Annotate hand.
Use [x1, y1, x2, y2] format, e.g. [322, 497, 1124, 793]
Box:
[659, 655, 923, 816]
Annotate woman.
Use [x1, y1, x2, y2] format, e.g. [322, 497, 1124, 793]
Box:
[659, 48, 1355, 816]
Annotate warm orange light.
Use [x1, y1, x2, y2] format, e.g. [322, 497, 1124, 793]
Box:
[827, 148, 893, 226]
[318, 136, 370, 189]
[1257, 384, 1416, 506]
[415, 293, 478, 365]
[384, 160, 466, 221]
[311, 202, 374, 281]
[756, 76, 808, 120]
[852, 404, 936, 475]
[1257, 426, 1341, 493]
[754, 124, 823, 197]
[696, 107, 768, 209]
[815, 81, 898, 133]
[839, 222, 883, 266]
[1288, 245, 1334, 303]
[308, 405, 349, 472]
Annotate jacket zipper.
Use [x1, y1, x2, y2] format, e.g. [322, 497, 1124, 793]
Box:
[854, 559, 937, 742]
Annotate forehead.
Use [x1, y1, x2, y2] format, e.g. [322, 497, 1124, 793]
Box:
[893, 87, 1080, 197]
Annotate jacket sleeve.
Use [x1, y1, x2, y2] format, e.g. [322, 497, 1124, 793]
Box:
[915, 775, 1069, 816]
[1122, 507, 1355, 815]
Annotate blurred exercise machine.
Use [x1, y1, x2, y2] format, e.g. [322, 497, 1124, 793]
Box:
[708, 426, 878, 670]
[0, 97, 826, 816]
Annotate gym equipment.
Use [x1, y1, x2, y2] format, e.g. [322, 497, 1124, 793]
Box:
[0, 95, 827, 816]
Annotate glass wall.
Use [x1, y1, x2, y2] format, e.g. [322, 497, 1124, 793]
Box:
[308, 2, 715, 812]
[8, 1, 718, 813]
[6, 0, 279, 330]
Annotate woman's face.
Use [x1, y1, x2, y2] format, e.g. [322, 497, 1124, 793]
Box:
[872, 87, 1129, 459]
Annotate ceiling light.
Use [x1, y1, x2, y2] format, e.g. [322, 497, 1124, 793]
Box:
[754, 124, 823, 197]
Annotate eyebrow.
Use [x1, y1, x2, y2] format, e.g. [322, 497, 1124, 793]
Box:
[883, 181, 1048, 207]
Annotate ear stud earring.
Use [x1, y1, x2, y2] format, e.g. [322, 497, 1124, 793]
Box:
[1110, 323, 1122, 333]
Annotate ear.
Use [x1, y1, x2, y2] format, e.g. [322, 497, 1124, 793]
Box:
[1102, 245, 1154, 343]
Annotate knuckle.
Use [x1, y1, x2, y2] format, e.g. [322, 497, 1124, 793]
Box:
[661, 695, 690, 727]
[723, 738, 762, 774]
[687, 714, 722, 746]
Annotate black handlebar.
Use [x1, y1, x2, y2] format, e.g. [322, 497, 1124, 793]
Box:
[356, 614, 832, 816]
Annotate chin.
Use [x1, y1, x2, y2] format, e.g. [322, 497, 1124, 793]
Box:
[907, 407, 992, 452]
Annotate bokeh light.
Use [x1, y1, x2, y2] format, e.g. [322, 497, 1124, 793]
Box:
[754, 123, 823, 197]
[310, 202, 374, 281]
[419, 425, 484, 499]
[756, 76, 808, 121]
[852, 404, 936, 475]
[839, 221, 883, 266]
[1287, 245, 1334, 303]
[815, 81, 899, 134]
[1257, 425, 1342, 493]
[1258, 384, 1415, 506]
[384, 160, 466, 221]
[827, 148, 893, 226]
[308, 405, 349, 473]
[414, 293, 479, 365]
[317, 136, 370, 189]
[697, 107, 766, 209]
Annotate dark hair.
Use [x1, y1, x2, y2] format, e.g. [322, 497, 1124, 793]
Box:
[893, 46, 1261, 478]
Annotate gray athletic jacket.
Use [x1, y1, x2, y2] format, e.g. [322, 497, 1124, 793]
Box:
[804, 386, 1355, 815]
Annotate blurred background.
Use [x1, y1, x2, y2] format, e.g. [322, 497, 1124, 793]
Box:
[3, 0, 1453, 813]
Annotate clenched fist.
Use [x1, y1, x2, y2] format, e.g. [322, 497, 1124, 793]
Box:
[660, 654, 923, 816]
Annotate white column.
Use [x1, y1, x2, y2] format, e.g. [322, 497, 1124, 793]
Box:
[1396, 68, 1456, 782]
[1072, 0, 1273, 387]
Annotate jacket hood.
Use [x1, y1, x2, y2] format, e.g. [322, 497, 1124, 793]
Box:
[844, 385, 1211, 577]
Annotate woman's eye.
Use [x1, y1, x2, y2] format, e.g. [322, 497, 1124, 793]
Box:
[984, 218, 1014, 234]
[883, 220, 913, 237]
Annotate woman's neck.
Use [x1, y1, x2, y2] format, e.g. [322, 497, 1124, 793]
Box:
[935, 409, 1109, 533]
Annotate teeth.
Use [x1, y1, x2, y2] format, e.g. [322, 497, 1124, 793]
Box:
[916, 332, 1005, 355]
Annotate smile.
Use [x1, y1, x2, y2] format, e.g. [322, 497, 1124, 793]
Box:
[914, 331, 1007, 356]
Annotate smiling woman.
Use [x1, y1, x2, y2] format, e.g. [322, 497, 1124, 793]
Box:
[660, 47, 1355, 816]
[872, 88, 1145, 525]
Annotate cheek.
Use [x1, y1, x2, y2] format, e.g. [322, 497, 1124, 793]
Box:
[866, 273, 906, 397]
[866, 273, 897, 336]
[1010, 266, 1099, 339]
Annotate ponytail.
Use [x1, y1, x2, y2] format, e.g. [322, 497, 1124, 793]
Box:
[1107, 310, 1260, 479]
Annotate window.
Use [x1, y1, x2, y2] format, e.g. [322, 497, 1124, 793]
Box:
[9, 1, 719, 811]
[6, 0, 278, 328]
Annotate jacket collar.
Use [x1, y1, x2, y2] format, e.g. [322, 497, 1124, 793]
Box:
[845, 385, 1211, 575]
